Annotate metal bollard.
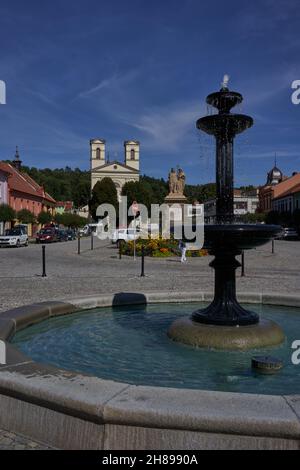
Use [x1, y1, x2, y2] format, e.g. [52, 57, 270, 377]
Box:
[241, 251, 245, 277]
[91, 233, 94, 251]
[42, 245, 47, 277]
[272, 239, 275, 254]
[119, 241, 122, 259]
[78, 234, 81, 255]
[141, 245, 145, 277]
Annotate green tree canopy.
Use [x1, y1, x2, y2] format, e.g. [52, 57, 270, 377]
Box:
[122, 180, 154, 211]
[185, 183, 216, 204]
[17, 209, 36, 224]
[240, 212, 266, 224]
[140, 175, 168, 204]
[89, 177, 118, 221]
[0, 204, 16, 232]
[58, 213, 86, 228]
[38, 211, 52, 226]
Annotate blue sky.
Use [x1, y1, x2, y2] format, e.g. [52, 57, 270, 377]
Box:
[0, 0, 300, 186]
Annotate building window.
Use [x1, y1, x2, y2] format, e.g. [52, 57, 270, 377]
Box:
[96, 148, 101, 159]
[234, 202, 247, 210]
[130, 149, 135, 160]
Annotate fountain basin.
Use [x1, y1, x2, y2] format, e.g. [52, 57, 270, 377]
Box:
[9, 297, 296, 393]
[0, 292, 300, 450]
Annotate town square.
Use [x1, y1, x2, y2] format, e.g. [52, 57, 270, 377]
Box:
[0, 0, 300, 456]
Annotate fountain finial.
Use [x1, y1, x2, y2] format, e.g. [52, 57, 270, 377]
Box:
[221, 74, 230, 90]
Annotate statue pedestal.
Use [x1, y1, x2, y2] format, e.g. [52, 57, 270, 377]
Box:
[164, 193, 188, 224]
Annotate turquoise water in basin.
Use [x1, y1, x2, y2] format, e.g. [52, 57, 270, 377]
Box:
[12, 303, 300, 395]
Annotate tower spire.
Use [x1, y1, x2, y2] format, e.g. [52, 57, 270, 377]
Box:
[12, 146, 22, 171]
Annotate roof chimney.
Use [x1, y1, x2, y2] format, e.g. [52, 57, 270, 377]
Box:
[12, 146, 22, 171]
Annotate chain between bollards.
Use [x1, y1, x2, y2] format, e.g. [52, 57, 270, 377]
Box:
[141, 245, 145, 277]
[241, 250, 245, 277]
[42, 245, 47, 277]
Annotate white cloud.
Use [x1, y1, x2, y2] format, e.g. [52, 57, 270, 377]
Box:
[125, 101, 204, 152]
[75, 68, 141, 100]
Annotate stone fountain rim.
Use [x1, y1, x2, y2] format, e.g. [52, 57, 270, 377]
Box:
[0, 291, 299, 449]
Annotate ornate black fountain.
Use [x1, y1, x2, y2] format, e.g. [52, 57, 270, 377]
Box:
[168, 76, 284, 349]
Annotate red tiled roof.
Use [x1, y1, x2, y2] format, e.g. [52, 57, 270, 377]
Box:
[273, 182, 300, 200]
[0, 161, 56, 204]
[0, 166, 10, 176]
[56, 200, 73, 210]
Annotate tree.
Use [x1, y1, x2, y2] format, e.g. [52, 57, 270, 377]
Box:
[240, 212, 266, 224]
[0, 204, 16, 234]
[38, 211, 52, 226]
[58, 213, 86, 228]
[17, 209, 36, 225]
[122, 180, 154, 211]
[89, 178, 118, 221]
[53, 213, 64, 225]
[185, 183, 216, 203]
[140, 175, 168, 204]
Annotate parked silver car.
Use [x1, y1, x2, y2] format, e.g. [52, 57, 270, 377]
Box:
[0, 228, 29, 247]
[279, 227, 299, 240]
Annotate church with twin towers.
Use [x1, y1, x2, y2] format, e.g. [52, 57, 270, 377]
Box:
[90, 139, 140, 200]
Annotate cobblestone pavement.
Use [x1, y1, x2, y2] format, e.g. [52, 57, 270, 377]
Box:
[0, 429, 53, 450]
[0, 237, 299, 449]
[0, 237, 299, 314]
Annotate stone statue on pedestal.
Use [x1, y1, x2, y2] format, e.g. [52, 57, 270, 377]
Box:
[168, 168, 186, 196]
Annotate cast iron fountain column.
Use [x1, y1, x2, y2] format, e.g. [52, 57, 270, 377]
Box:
[216, 134, 234, 224]
[192, 79, 260, 326]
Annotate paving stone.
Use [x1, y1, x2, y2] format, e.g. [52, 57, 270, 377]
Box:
[0, 428, 53, 450]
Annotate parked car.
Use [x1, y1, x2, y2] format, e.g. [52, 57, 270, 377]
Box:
[111, 227, 141, 244]
[36, 228, 59, 243]
[66, 229, 76, 241]
[57, 229, 68, 242]
[0, 228, 28, 248]
[79, 224, 98, 236]
[278, 227, 299, 240]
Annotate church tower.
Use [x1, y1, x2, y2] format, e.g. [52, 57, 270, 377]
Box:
[124, 140, 140, 171]
[90, 139, 106, 171]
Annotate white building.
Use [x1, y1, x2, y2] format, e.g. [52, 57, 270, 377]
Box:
[204, 189, 259, 222]
[90, 139, 140, 200]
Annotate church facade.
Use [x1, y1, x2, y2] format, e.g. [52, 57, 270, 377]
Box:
[90, 139, 140, 200]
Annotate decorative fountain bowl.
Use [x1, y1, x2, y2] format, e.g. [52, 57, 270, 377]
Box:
[203, 223, 282, 252]
[197, 114, 253, 136]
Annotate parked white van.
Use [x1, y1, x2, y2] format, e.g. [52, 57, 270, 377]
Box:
[0, 227, 28, 248]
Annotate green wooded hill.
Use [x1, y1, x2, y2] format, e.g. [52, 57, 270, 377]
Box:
[13, 164, 218, 206]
